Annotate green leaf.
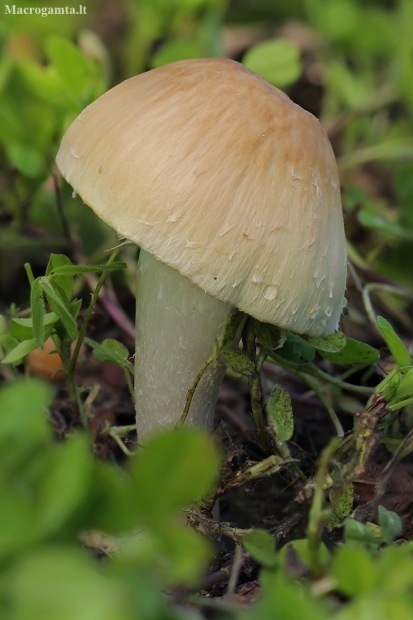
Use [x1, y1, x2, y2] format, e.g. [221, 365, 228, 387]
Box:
[220, 311, 245, 349]
[10, 547, 127, 620]
[320, 337, 379, 365]
[7, 143, 47, 178]
[130, 428, 219, 524]
[42, 281, 77, 342]
[0, 333, 19, 361]
[17, 59, 67, 106]
[267, 387, 294, 441]
[46, 254, 73, 301]
[219, 347, 256, 378]
[344, 518, 380, 551]
[30, 278, 45, 347]
[254, 321, 281, 351]
[243, 39, 301, 88]
[39, 434, 93, 536]
[332, 546, 377, 596]
[2, 327, 54, 365]
[306, 332, 346, 353]
[377, 316, 411, 367]
[242, 529, 278, 569]
[278, 538, 330, 570]
[0, 379, 52, 452]
[46, 35, 92, 100]
[396, 368, 413, 400]
[1, 338, 40, 365]
[155, 523, 212, 584]
[10, 313, 59, 341]
[328, 482, 354, 528]
[274, 332, 315, 364]
[378, 505, 402, 544]
[85, 338, 134, 375]
[50, 262, 127, 276]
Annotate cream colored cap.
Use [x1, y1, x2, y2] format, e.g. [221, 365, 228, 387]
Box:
[56, 58, 347, 336]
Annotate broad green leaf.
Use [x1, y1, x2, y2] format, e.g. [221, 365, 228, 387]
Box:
[46, 35, 91, 100]
[0, 333, 19, 360]
[10, 547, 127, 620]
[46, 254, 73, 301]
[130, 428, 219, 524]
[219, 347, 256, 378]
[396, 368, 413, 400]
[2, 327, 53, 365]
[254, 321, 281, 351]
[243, 39, 301, 88]
[0, 380, 52, 453]
[39, 434, 93, 535]
[17, 59, 67, 106]
[267, 387, 294, 441]
[242, 529, 278, 569]
[8, 143, 47, 178]
[155, 523, 212, 584]
[31, 278, 45, 346]
[378, 505, 402, 544]
[85, 338, 134, 375]
[344, 518, 380, 551]
[1, 338, 40, 365]
[10, 313, 59, 341]
[306, 332, 346, 353]
[257, 571, 330, 620]
[42, 281, 77, 342]
[274, 332, 315, 364]
[321, 337, 379, 365]
[332, 546, 377, 596]
[377, 316, 411, 367]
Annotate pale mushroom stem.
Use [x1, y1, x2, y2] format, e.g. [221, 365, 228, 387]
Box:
[135, 250, 234, 443]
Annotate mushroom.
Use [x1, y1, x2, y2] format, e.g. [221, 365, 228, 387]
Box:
[56, 58, 347, 443]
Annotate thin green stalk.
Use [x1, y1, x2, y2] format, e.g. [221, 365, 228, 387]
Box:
[69, 249, 119, 373]
[24, 263, 35, 286]
[307, 439, 339, 577]
[270, 353, 374, 395]
[299, 373, 344, 437]
[60, 337, 84, 423]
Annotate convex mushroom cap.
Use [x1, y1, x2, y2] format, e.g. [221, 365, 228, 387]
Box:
[56, 57, 347, 336]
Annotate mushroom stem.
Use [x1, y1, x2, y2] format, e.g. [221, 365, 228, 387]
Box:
[135, 250, 233, 443]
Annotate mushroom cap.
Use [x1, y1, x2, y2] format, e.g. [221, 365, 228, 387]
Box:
[56, 58, 347, 336]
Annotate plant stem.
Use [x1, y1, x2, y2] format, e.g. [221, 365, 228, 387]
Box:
[270, 353, 374, 395]
[307, 439, 339, 577]
[299, 373, 344, 437]
[69, 249, 119, 373]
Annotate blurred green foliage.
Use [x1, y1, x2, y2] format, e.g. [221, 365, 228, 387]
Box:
[0, 379, 219, 619]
